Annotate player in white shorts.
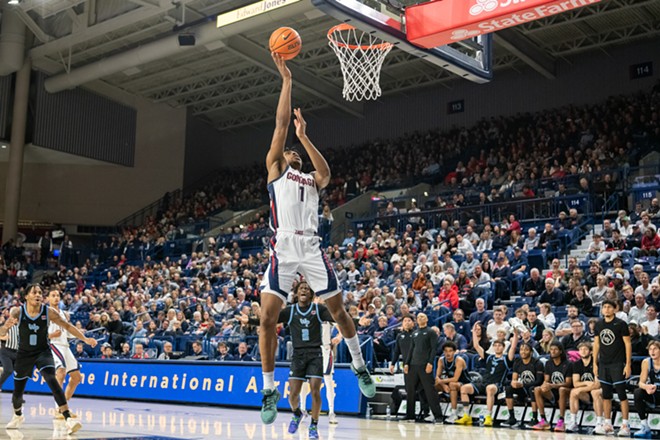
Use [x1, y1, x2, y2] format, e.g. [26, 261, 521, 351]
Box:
[259, 53, 374, 425]
[300, 319, 338, 424]
[47, 290, 82, 406]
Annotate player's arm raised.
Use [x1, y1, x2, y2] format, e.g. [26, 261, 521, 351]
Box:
[293, 108, 331, 189]
[266, 53, 292, 182]
[48, 307, 97, 347]
[0, 307, 20, 337]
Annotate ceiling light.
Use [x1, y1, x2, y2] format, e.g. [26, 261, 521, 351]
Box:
[8, 0, 21, 5]
[1, 144, 8, 149]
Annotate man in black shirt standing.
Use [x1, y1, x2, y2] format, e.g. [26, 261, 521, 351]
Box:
[403, 313, 443, 424]
[593, 299, 632, 436]
[390, 315, 418, 417]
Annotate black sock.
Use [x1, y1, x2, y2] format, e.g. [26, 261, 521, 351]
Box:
[62, 410, 71, 420]
[293, 408, 302, 417]
[531, 411, 537, 419]
[311, 418, 318, 426]
[14, 409, 22, 416]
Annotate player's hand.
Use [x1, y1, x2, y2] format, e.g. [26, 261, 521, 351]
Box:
[624, 363, 631, 378]
[293, 108, 307, 139]
[51, 330, 62, 338]
[2, 317, 17, 329]
[403, 365, 409, 375]
[540, 383, 550, 393]
[85, 337, 98, 348]
[647, 384, 657, 395]
[271, 52, 291, 80]
[389, 364, 395, 374]
[425, 363, 432, 374]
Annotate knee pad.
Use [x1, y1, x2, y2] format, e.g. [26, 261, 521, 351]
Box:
[615, 383, 628, 402]
[601, 383, 614, 400]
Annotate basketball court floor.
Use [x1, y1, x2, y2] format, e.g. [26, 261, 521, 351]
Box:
[0, 393, 603, 440]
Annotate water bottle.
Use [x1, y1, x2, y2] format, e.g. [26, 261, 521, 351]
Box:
[479, 414, 484, 425]
[366, 405, 372, 419]
[386, 405, 391, 420]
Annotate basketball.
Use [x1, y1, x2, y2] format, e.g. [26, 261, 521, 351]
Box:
[269, 27, 302, 60]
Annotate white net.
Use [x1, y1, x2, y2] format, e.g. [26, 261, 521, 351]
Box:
[327, 24, 393, 102]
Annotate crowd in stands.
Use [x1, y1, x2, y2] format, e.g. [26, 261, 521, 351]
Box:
[0, 86, 657, 371]
[110, 82, 660, 250]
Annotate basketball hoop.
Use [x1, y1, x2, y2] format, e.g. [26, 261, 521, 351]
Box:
[327, 24, 393, 102]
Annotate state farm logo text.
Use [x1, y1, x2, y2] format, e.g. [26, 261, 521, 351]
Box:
[470, 0, 527, 16]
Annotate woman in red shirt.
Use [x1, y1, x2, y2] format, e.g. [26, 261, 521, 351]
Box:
[438, 276, 459, 311]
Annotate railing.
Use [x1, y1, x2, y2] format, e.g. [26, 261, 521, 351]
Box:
[354, 195, 592, 234]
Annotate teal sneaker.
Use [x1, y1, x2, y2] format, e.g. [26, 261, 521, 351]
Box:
[351, 364, 376, 398]
[288, 413, 305, 434]
[309, 424, 319, 439]
[634, 425, 652, 438]
[260, 388, 280, 424]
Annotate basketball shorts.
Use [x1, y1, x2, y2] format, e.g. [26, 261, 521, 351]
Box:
[289, 349, 324, 381]
[322, 346, 334, 375]
[260, 232, 339, 301]
[14, 350, 55, 380]
[51, 343, 80, 374]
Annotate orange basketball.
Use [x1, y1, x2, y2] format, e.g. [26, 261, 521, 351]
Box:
[269, 27, 302, 61]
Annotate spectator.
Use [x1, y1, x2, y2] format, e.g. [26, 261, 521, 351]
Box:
[74, 342, 89, 359]
[236, 342, 255, 361]
[539, 278, 564, 307]
[641, 305, 659, 337]
[132, 343, 149, 359]
[157, 342, 174, 360]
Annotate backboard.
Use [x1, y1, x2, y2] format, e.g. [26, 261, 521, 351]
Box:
[312, 0, 494, 83]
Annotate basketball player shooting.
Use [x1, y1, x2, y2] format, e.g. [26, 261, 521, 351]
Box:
[0, 284, 97, 435]
[258, 52, 375, 425]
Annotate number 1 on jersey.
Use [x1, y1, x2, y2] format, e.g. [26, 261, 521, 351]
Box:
[299, 186, 304, 202]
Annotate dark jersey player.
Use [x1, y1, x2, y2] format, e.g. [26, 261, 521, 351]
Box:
[635, 340, 660, 438]
[0, 284, 97, 434]
[502, 331, 544, 428]
[242, 281, 332, 439]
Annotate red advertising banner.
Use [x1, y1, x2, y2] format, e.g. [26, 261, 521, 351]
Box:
[405, 0, 601, 49]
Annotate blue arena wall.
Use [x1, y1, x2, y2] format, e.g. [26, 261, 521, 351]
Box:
[1, 360, 362, 414]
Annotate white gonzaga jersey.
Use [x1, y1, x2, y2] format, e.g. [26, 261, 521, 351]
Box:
[48, 308, 70, 346]
[268, 166, 319, 234]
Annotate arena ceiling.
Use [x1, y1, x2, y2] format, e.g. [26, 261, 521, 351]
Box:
[4, 0, 660, 131]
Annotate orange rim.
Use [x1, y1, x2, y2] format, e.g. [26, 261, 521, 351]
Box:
[327, 23, 393, 51]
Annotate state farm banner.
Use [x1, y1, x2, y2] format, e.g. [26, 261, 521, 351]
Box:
[406, 0, 601, 49]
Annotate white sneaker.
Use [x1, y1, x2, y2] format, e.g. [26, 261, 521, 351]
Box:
[446, 414, 458, 424]
[66, 418, 82, 435]
[566, 422, 580, 432]
[6, 414, 25, 429]
[5, 429, 24, 440]
[328, 412, 338, 424]
[595, 424, 615, 435]
[617, 424, 631, 437]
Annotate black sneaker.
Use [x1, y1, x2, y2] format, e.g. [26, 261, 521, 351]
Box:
[502, 417, 518, 427]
